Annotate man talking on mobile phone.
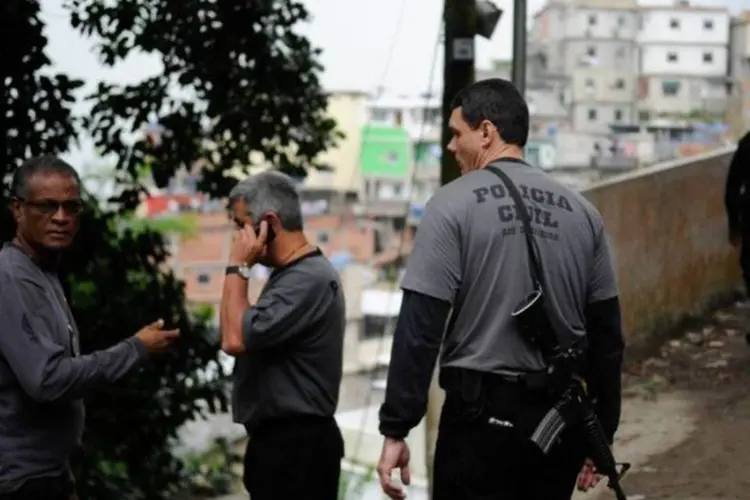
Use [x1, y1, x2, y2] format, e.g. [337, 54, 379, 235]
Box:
[221, 171, 346, 500]
[0, 155, 180, 500]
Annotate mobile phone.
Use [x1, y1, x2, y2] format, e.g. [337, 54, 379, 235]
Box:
[255, 219, 276, 243]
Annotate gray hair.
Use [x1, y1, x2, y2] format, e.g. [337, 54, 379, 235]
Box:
[229, 171, 304, 231]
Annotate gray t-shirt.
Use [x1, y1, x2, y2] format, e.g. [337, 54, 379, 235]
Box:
[232, 249, 346, 429]
[401, 159, 618, 374]
[0, 244, 147, 493]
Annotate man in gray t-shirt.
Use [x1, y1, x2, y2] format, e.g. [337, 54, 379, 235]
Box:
[220, 171, 345, 500]
[0, 155, 179, 499]
[377, 80, 625, 500]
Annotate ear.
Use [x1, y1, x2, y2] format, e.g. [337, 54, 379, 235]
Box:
[263, 212, 280, 230]
[9, 198, 22, 224]
[480, 120, 495, 146]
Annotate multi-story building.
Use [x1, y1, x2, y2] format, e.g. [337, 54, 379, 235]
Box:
[529, 0, 640, 136]
[636, 2, 730, 121]
[729, 11, 750, 136]
[357, 93, 442, 224]
[304, 90, 371, 192]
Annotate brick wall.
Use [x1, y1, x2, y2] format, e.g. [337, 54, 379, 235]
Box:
[172, 212, 378, 311]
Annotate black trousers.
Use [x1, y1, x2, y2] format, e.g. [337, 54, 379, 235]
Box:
[0, 473, 75, 500]
[243, 415, 344, 500]
[434, 381, 587, 500]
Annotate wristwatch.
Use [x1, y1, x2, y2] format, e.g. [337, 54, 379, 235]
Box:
[225, 264, 252, 279]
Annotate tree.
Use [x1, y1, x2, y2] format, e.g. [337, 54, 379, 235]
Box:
[2, 2, 226, 499]
[65, 0, 341, 209]
[1, 0, 82, 227]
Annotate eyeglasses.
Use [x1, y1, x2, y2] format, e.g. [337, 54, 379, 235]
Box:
[16, 197, 85, 216]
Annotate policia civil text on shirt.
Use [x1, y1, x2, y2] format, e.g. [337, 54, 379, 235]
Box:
[220, 172, 346, 500]
[376, 79, 626, 500]
[0, 155, 180, 499]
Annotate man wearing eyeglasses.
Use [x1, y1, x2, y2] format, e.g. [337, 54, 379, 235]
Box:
[0, 155, 181, 500]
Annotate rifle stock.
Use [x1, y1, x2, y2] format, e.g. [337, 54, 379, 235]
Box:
[529, 379, 630, 500]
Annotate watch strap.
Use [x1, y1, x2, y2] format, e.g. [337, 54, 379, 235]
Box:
[225, 265, 248, 277]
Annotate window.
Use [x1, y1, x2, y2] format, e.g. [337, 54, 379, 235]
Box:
[197, 273, 211, 285]
[617, 15, 626, 27]
[588, 109, 597, 121]
[638, 110, 650, 121]
[615, 47, 625, 59]
[587, 46, 597, 57]
[667, 52, 678, 63]
[588, 14, 597, 26]
[614, 109, 623, 121]
[703, 19, 714, 30]
[703, 52, 713, 63]
[585, 78, 595, 92]
[669, 18, 680, 29]
[370, 108, 389, 122]
[662, 80, 681, 96]
[614, 78, 625, 90]
[317, 231, 330, 244]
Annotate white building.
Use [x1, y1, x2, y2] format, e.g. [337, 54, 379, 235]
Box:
[636, 2, 730, 120]
[728, 11, 750, 136]
[528, 0, 640, 137]
[367, 93, 441, 143]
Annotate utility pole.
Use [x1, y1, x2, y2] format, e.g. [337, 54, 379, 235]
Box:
[424, 1, 476, 498]
[439, 0, 476, 187]
[511, 0, 527, 94]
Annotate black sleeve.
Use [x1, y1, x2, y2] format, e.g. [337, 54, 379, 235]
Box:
[725, 134, 750, 236]
[378, 290, 451, 439]
[583, 296, 625, 444]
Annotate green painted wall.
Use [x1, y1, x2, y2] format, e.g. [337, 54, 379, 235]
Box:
[359, 125, 411, 178]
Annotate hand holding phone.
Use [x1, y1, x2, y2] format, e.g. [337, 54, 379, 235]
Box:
[255, 216, 276, 243]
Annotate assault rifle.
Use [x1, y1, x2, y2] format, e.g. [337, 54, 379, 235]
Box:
[486, 164, 630, 500]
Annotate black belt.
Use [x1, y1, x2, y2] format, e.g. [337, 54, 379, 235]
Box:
[440, 366, 552, 399]
[493, 370, 552, 389]
[245, 414, 334, 435]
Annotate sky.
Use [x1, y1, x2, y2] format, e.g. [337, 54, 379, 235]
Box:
[39, 0, 744, 167]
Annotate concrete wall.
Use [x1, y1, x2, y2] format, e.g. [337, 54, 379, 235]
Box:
[583, 147, 741, 347]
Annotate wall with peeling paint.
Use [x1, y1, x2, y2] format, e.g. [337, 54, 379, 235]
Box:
[583, 146, 742, 347]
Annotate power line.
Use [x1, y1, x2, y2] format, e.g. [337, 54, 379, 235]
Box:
[346, 12, 444, 485]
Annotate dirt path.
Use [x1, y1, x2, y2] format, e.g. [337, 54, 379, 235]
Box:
[590, 300, 750, 500]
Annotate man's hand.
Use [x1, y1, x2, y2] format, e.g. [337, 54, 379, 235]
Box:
[576, 458, 601, 492]
[229, 221, 268, 265]
[135, 319, 180, 353]
[377, 437, 411, 499]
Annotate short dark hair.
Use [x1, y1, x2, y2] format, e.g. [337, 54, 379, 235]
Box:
[11, 155, 81, 199]
[450, 78, 529, 148]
